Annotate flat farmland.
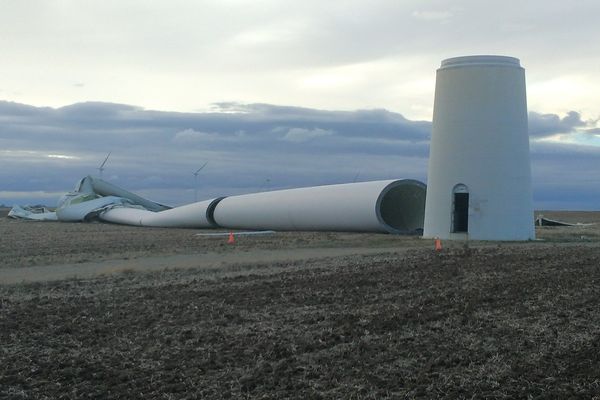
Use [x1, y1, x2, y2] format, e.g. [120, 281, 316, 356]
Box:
[1, 209, 599, 399]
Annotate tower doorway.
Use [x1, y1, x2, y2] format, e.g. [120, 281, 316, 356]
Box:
[452, 184, 469, 233]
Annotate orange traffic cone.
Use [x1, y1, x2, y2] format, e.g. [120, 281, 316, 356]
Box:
[228, 232, 235, 244]
[434, 237, 442, 252]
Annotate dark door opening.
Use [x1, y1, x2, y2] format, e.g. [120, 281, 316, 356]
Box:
[453, 193, 469, 233]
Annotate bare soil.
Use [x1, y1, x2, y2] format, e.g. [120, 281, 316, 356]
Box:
[1, 209, 600, 399]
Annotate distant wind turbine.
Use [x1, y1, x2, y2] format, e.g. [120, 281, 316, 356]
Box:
[193, 161, 209, 202]
[98, 152, 111, 178]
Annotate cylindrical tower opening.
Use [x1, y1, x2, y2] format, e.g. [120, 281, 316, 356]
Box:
[376, 180, 426, 234]
[440, 55, 521, 69]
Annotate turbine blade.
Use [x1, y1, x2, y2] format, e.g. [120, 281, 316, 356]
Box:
[194, 161, 209, 175]
[99, 152, 111, 169]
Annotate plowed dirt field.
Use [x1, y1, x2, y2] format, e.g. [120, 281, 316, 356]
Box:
[1, 210, 599, 399]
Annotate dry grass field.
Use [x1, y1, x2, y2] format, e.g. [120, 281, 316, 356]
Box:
[1, 208, 600, 399]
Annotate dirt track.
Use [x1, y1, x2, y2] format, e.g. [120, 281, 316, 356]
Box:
[2, 210, 600, 398]
[0, 246, 407, 284]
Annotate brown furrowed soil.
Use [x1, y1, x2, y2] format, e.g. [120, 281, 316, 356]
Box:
[1, 210, 600, 399]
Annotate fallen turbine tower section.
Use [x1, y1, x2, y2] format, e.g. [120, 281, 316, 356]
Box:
[211, 180, 426, 234]
[8, 177, 427, 234]
[99, 198, 223, 229]
[101, 179, 426, 233]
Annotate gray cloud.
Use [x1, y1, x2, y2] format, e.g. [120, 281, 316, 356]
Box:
[1, 100, 599, 210]
[528, 111, 589, 137]
[280, 127, 334, 143]
[0, 101, 431, 206]
[529, 140, 600, 209]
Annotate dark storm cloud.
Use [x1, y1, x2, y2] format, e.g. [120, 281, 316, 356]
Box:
[529, 141, 600, 209]
[0, 101, 50, 116]
[528, 111, 588, 137]
[0, 101, 431, 205]
[2, 100, 599, 209]
[0, 100, 431, 145]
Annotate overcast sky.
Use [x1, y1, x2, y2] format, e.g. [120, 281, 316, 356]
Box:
[1, 1, 599, 209]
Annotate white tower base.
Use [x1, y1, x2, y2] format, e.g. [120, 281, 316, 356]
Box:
[423, 55, 535, 241]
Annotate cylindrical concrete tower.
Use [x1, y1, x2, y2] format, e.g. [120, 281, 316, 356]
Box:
[423, 55, 535, 241]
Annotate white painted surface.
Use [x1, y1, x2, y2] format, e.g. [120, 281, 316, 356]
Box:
[100, 199, 217, 228]
[10, 175, 425, 233]
[102, 180, 425, 233]
[213, 179, 426, 234]
[423, 55, 535, 241]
